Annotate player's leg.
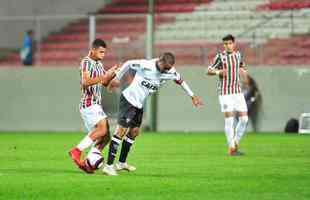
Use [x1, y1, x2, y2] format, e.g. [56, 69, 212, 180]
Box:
[103, 125, 128, 176]
[94, 122, 111, 152]
[220, 95, 237, 155]
[103, 95, 140, 175]
[86, 119, 110, 159]
[115, 127, 140, 171]
[235, 112, 248, 147]
[69, 105, 108, 169]
[234, 94, 248, 154]
[106, 125, 128, 166]
[116, 105, 143, 171]
[71, 118, 109, 173]
[224, 112, 237, 155]
[82, 120, 111, 173]
[72, 118, 109, 156]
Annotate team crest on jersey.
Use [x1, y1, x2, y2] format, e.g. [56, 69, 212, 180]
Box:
[126, 118, 131, 123]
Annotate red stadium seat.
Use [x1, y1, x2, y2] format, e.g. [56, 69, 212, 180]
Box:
[257, 0, 310, 11]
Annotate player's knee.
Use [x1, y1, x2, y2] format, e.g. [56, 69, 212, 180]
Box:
[129, 128, 140, 138]
[96, 120, 108, 136]
[239, 116, 248, 124]
[116, 126, 128, 138]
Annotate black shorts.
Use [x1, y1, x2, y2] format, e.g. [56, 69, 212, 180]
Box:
[118, 94, 144, 128]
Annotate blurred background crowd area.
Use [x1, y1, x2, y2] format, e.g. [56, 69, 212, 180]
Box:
[0, 0, 310, 67]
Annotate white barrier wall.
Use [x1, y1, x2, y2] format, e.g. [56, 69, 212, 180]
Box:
[158, 66, 310, 132]
[0, 66, 309, 132]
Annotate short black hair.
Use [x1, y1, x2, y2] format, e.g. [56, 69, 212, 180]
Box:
[92, 38, 107, 49]
[159, 52, 175, 66]
[222, 34, 235, 42]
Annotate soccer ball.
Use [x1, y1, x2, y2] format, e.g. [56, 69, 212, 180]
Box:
[85, 151, 104, 170]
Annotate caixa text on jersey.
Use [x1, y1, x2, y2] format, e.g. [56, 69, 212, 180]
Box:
[141, 80, 159, 91]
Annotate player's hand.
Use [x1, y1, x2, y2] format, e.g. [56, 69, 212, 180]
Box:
[109, 64, 120, 73]
[221, 69, 227, 77]
[240, 67, 248, 76]
[104, 64, 119, 79]
[191, 95, 204, 107]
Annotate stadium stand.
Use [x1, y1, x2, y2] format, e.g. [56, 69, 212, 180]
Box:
[0, 0, 310, 66]
[257, 0, 310, 11]
[155, 0, 310, 65]
[0, 0, 211, 66]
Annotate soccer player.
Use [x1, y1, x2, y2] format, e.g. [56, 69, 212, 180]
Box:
[207, 34, 248, 156]
[69, 39, 118, 173]
[102, 52, 204, 176]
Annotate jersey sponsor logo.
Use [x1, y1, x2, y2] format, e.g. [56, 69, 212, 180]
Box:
[141, 80, 158, 91]
[132, 64, 141, 68]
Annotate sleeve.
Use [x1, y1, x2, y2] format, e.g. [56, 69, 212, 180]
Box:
[116, 60, 143, 80]
[160, 68, 183, 84]
[115, 60, 132, 80]
[208, 52, 222, 70]
[81, 59, 91, 72]
[80, 59, 91, 81]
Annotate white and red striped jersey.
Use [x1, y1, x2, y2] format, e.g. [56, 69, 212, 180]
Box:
[208, 50, 245, 96]
[79, 56, 105, 109]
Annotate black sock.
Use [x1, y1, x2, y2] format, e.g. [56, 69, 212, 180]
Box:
[119, 135, 135, 163]
[107, 135, 122, 165]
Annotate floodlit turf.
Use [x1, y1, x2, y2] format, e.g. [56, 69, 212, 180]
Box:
[0, 132, 309, 200]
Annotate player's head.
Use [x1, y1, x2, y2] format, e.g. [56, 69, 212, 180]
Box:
[157, 52, 175, 72]
[222, 34, 235, 53]
[90, 38, 107, 60]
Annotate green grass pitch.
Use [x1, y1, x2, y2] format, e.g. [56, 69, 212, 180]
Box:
[0, 132, 309, 200]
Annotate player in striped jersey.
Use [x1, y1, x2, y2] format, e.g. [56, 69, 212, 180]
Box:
[69, 39, 118, 173]
[207, 34, 248, 156]
[102, 52, 204, 175]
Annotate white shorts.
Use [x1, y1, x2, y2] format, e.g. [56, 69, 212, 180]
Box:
[218, 93, 248, 113]
[80, 104, 107, 132]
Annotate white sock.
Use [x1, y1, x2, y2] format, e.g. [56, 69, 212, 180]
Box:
[235, 116, 248, 145]
[77, 135, 94, 151]
[224, 117, 235, 148]
[87, 146, 101, 157]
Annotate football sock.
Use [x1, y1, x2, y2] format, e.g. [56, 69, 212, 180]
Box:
[87, 146, 101, 158]
[107, 134, 122, 165]
[119, 135, 135, 163]
[235, 116, 248, 145]
[77, 135, 94, 151]
[224, 117, 235, 148]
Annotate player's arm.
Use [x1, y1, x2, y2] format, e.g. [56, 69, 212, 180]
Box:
[180, 81, 204, 107]
[101, 65, 119, 86]
[206, 53, 225, 76]
[115, 60, 141, 80]
[207, 68, 226, 76]
[239, 53, 248, 80]
[81, 62, 118, 88]
[168, 71, 203, 107]
[240, 59, 248, 71]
